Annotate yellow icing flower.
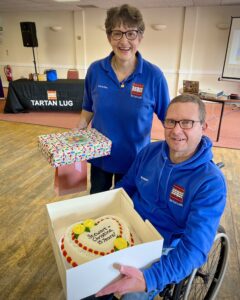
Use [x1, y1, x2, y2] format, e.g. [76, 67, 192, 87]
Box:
[73, 223, 85, 235]
[83, 219, 95, 229]
[114, 237, 128, 250]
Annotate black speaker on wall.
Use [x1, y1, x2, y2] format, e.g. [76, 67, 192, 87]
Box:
[20, 22, 38, 47]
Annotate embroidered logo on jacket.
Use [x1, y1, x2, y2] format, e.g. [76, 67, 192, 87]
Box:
[170, 184, 185, 206]
[131, 83, 144, 98]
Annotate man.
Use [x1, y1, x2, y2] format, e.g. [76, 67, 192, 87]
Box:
[96, 94, 227, 299]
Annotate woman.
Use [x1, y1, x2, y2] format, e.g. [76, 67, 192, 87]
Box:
[78, 4, 170, 194]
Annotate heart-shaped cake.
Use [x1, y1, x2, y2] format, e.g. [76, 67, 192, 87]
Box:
[61, 215, 134, 267]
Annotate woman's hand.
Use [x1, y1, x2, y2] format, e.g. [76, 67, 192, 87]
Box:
[76, 110, 93, 129]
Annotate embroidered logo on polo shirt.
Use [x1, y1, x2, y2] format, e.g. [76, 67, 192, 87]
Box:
[98, 84, 108, 89]
[170, 184, 185, 206]
[47, 90, 57, 100]
[131, 83, 144, 98]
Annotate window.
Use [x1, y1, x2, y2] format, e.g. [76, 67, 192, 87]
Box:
[221, 17, 240, 81]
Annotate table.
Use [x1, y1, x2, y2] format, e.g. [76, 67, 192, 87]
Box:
[4, 78, 84, 113]
[200, 96, 240, 142]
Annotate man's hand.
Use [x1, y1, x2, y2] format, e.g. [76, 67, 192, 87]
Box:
[96, 264, 146, 297]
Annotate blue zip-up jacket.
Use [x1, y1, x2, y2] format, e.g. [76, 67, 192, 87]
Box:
[116, 136, 226, 292]
[82, 52, 169, 174]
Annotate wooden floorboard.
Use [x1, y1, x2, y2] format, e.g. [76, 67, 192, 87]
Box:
[0, 120, 239, 300]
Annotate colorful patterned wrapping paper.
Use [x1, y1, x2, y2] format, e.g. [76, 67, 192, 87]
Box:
[38, 128, 112, 167]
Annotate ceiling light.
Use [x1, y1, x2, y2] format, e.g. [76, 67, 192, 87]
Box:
[151, 24, 167, 31]
[53, 0, 80, 2]
[99, 25, 105, 31]
[216, 23, 230, 30]
[49, 26, 63, 31]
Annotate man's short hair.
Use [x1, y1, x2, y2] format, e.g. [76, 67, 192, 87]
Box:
[105, 4, 145, 35]
[168, 94, 206, 123]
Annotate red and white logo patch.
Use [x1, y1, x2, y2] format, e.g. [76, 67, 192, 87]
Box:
[131, 83, 144, 97]
[47, 90, 57, 100]
[170, 184, 185, 206]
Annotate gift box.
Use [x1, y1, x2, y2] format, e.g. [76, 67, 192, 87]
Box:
[38, 128, 112, 167]
[46, 188, 163, 300]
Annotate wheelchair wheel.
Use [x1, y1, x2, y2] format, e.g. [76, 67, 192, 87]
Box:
[171, 225, 230, 300]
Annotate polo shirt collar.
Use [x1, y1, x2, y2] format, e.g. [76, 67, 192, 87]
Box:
[103, 51, 143, 75]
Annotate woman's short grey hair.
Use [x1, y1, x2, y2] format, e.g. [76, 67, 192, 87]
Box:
[168, 94, 206, 123]
[105, 4, 145, 35]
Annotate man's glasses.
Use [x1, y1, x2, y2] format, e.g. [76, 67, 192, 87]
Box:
[110, 30, 139, 41]
[164, 119, 202, 129]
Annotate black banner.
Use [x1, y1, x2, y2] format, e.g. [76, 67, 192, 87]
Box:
[4, 79, 84, 113]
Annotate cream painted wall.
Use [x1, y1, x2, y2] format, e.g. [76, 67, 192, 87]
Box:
[0, 11, 76, 80]
[0, 6, 240, 97]
[80, 9, 110, 64]
[138, 8, 185, 96]
[179, 5, 240, 95]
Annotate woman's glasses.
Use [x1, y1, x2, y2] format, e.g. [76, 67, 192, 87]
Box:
[110, 30, 139, 41]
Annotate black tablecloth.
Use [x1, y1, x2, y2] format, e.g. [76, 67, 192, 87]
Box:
[4, 79, 85, 113]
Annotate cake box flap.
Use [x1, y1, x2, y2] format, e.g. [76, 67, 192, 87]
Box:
[66, 240, 163, 300]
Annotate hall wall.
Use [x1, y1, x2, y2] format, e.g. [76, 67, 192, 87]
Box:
[0, 5, 240, 97]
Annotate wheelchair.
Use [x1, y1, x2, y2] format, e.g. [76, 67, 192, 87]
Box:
[159, 225, 230, 300]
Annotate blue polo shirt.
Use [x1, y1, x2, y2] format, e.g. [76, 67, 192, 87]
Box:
[82, 52, 170, 174]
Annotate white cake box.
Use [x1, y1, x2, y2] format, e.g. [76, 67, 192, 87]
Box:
[46, 188, 163, 300]
[38, 128, 112, 167]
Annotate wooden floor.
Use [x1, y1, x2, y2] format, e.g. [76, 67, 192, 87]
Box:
[0, 120, 239, 300]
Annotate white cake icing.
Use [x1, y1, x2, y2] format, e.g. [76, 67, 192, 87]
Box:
[61, 215, 134, 267]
